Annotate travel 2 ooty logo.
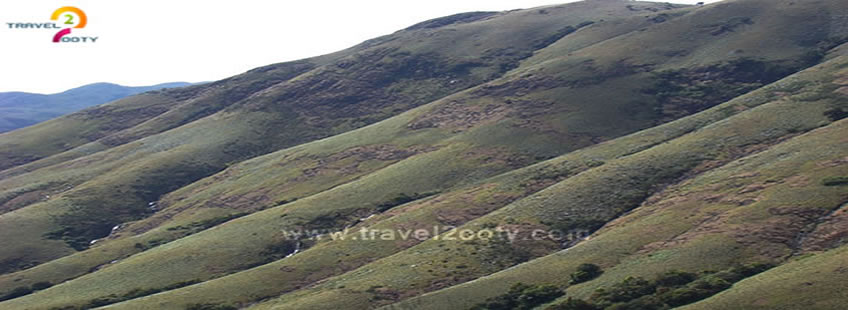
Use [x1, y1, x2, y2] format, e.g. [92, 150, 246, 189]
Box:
[6, 6, 98, 43]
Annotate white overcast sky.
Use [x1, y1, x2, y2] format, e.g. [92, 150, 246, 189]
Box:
[0, 0, 721, 93]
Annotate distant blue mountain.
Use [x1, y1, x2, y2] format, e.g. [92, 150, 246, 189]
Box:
[0, 82, 192, 132]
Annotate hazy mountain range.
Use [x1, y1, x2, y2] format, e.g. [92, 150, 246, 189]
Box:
[0, 82, 191, 133]
[0, 0, 846, 309]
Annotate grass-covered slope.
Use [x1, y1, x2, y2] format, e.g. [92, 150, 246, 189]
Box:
[0, 61, 316, 176]
[244, 53, 848, 310]
[0, 0, 652, 278]
[0, 2, 692, 306]
[0, 0, 847, 309]
[102, 56, 846, 310]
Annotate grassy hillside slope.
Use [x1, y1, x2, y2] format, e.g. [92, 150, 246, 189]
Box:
[0, 0, 846, 309]
[245, 53, 848, 310]
[0, 0, 645, 278]
[101, 54, 847, 310]
[681, 245, 848, 310]
[0, 2, 692, 307]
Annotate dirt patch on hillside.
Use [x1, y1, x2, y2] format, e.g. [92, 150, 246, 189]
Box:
[801, 203, 848, 252]
[0, 190, 47, 214]
[474, 74, 563, 98]
[817, 156, 848, 167]
[298, 144, 437, 179]
[432, 185, 519, 227]
[406, 94, 566, 136]
[785, 175, 812, 187]
[465, 147, 532, 170]
[406, 73, 570, 132]
[407, 99, 511, 131]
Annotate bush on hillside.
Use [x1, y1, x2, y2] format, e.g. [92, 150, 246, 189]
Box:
[185, 303, 238, 310]
[551, 263, 775, 310]
[606, 295, 667, 310]
[590, 276, 656, 306]
[31, 281, 53, 291]
[375, 192, 436, 212]
[570, 263, 604, 284]
[822, 176, 848, 186]
[824, 108, 848, 121]
[547, 297, 601, 310]
[653, 270, 697, 287]
[472, 283, 564, 310]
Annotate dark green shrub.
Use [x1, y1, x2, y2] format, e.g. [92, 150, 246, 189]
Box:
[472, 283, 564, 310]
[606, 295, 666, 310]
[824, 108, 848, 121]
[822, 176, 848, 186]
[532, 26, 577, 50]
[164, 279, 201, 290]
[711, 262, 774, 283]
[555, 263, 776, 309]
[261, 240, 298, 261]
[576, 21, 596, 28]
[548, 297, 601, 310]
[85, 296, 120, 308]
[31, 281, 53, 291]
[591, 276, 656, 305]
[570, 263, 603, 284]
[689, 275, 732, 292]
[729, 263, 775, 278]
[375, 193, 434, 212]
[122, 288, 162, 299]
[659, 287, 713, 307]
[185, 304, 238, 310]
[517, 284, 563, 306]
[654, 270, 697, 287]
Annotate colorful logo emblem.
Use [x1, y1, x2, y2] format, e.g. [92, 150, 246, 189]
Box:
[51, 7, 88, 42]
[5, 6, 98, 43]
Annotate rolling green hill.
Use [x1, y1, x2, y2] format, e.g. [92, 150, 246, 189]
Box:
[0, 0, 846, 309]
[0, 82, 192, 133]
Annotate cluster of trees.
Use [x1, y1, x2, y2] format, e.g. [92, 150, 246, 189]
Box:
[472, 283, 564, 310]
[472, 262, 774, 310]
[549, 263, 774, 310]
